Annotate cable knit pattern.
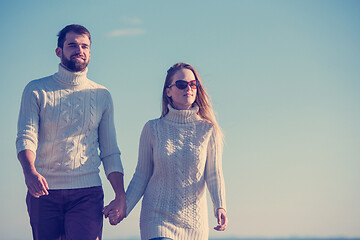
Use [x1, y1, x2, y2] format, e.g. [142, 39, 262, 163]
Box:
[126, 104, 226, 240]
[16, 64, 123, 189]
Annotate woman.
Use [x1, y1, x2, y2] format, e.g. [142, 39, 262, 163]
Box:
[113, 63, 227, 239]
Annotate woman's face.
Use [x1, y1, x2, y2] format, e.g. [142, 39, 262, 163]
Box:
[166, 68, 197, 110]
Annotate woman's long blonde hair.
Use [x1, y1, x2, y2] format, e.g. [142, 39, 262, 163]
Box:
[161, 62, 224, 148]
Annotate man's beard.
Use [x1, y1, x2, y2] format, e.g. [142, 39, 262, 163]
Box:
[62, 53, 89, 72]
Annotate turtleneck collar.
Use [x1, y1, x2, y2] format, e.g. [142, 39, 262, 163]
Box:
[53, 64, 88, 86]
[164, 104, 201, 124]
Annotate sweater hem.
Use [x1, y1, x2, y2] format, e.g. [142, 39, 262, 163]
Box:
[41, 172, 102, 190]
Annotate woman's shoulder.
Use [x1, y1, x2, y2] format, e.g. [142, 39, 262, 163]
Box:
[142, 118, 161, 130]
[197, 117, 215, 129]
[145, 117, 161, 124]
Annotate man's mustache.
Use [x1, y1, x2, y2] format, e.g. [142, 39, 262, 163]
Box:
[71, 54, 85, 59]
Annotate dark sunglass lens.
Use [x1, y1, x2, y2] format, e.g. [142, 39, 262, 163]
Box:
[176, 80, 188, 89]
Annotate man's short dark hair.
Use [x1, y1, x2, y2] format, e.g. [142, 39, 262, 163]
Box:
[57, 24, 91, 48]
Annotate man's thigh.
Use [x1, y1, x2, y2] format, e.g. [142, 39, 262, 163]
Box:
[26, 191, 65, 240]
[64, 186, 104, 240]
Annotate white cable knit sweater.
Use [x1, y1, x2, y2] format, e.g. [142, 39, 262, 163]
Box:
[126, 104, 226, 240]
[16, 64, 124, 189]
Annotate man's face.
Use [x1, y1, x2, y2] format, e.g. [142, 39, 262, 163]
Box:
[56, 32, 91, 72]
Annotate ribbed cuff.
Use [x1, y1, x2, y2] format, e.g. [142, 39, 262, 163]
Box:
[102, 153, 124, 176]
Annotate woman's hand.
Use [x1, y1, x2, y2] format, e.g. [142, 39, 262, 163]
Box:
[214, 208, 228, 231]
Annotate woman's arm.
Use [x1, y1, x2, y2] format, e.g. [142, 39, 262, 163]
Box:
[205, 127, 228, 230]
[125, 121, 154, 216]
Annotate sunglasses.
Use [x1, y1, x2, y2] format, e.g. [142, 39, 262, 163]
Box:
[167, 80, 200, 90]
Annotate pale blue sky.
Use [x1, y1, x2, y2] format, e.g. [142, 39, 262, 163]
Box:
[0, 1, 359, 239]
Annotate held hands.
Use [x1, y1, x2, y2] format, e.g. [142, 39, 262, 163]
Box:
[103, 193, 127, 226]
[24, 170, 49, 198]
[214, 208, 228, 231]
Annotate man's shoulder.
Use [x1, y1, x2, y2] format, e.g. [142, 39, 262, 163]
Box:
[24, 75, 54, 91]
[87, 79, 110, 91]
[85, 80, 114, 106]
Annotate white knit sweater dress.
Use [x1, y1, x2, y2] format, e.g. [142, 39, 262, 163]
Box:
[126, 104, 226, 240]
[16, 65, 124, 189]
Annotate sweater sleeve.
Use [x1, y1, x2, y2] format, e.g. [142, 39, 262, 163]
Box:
[125, 121, 154, 216]
[16, 82, 40, 155]
[98, 91, 124, 176]
[205, 127, 227, 216]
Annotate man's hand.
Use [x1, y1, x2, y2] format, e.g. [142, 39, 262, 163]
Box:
[214, 208, 228, 231]
[103, 172, 127, 226]
[103, 194, 126, 225]
[24, 171, 49, 198]
[18, 150, 49, 198]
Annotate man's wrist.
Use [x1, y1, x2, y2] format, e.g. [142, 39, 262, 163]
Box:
[23, 167, 38, 176]
[114, 191, 126, 200]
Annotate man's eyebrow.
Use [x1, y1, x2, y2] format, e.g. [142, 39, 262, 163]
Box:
[67, 42, 90, 46]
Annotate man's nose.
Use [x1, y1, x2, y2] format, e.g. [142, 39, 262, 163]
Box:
[75, 46, 83, 54]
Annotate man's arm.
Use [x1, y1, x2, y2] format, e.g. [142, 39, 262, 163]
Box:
[103, 172, 127, 225]
[18, 150, 49, 198]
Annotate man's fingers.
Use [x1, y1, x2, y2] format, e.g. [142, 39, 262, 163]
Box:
[25, 172, 50, 198]
[104, 198, 127, 225]
[103, 205, 115, 218]
[28, 185, 40, 198]
[29, 190, 41, 198]
[36, 182, 44, 193]
[33, 183, 46, 196]
[108, 209, 124, 226]
[41, 178, 49, 195]
[109, 216, 123, 226]
[109, 217, 120, 226]
[102, 207, 110, 217]
[108, 210, 119, 218]
[42, 178, 49, 190]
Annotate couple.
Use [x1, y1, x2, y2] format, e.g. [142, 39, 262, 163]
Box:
[16, 24, 227, 240]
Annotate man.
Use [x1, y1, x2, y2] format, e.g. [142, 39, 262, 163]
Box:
[16, 24, 126, 240]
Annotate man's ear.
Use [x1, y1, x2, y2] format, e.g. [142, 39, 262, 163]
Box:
[55, 47, 62, 59]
